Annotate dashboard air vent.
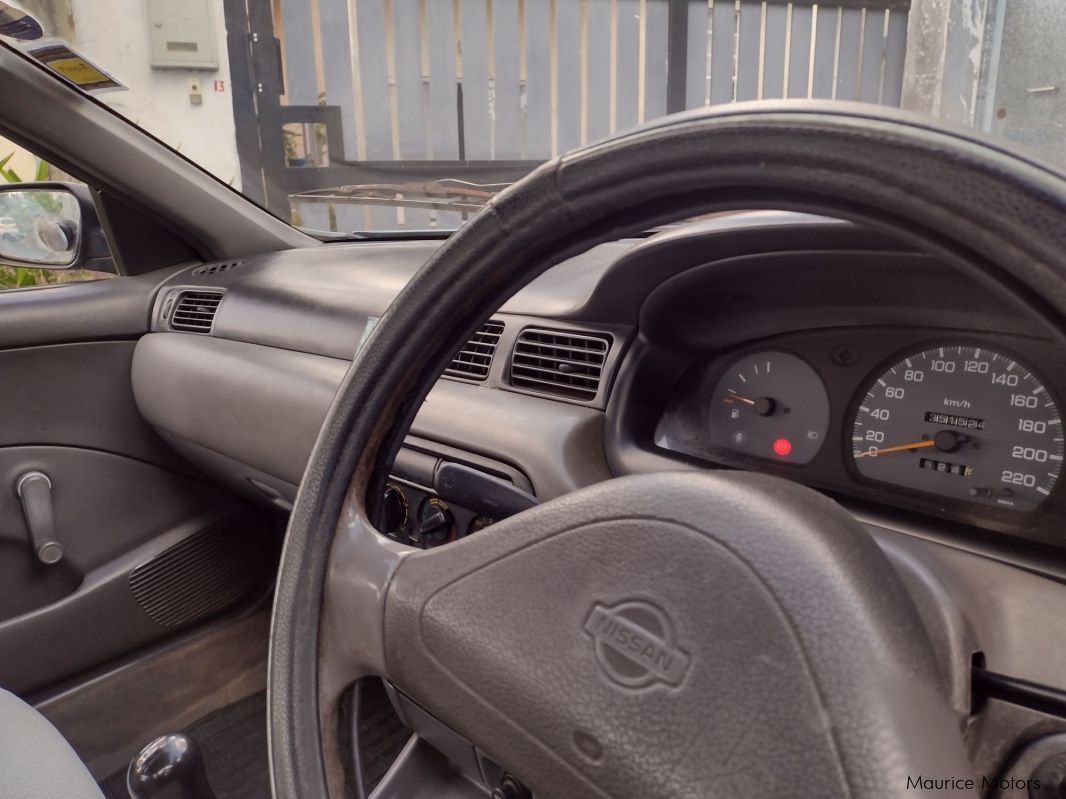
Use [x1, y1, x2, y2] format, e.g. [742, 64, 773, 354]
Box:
[170, 290, 224, 333]
[192, 260, 244, 276]
[510, 328, 611, 400]
[444, 320, 504, 381]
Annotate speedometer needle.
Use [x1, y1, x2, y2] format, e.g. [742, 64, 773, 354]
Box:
[855, 439, 937, 458]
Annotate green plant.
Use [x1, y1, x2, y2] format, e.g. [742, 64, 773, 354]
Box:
[0, 152, 48, 183]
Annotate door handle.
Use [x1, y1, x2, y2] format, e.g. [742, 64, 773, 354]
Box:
[16, 471, 62, 565]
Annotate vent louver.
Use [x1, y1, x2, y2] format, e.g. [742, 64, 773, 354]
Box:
[170, 290, 224, 333]
[444, 320, 505, 381]
[510, 328, 611, 400]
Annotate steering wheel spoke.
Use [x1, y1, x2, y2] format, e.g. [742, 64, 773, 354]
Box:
[319, 511, 411, 698]
[319, 506, 515, 797]
[309, 507, 412, 796]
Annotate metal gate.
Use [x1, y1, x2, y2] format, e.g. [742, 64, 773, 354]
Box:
[225, 0, 910, 232]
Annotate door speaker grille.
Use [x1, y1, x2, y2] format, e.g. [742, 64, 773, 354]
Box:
[129, 519, 264, 628]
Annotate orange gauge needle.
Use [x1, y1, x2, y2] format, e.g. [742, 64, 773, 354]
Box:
[855, 439, 936, 458]
[724, 390, 756, 406]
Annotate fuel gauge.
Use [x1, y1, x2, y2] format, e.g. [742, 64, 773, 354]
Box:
[708, 351, 829, 464]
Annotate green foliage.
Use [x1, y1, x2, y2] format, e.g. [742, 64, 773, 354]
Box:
[0, 152, 22, 184]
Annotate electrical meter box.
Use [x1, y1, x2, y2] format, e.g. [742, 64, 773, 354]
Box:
[146, 0, 218, 70]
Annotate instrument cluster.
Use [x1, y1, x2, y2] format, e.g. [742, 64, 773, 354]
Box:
[654, 327, 1066, 537]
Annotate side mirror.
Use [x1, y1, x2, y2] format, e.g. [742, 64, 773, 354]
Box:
[0, 182, 114, 272]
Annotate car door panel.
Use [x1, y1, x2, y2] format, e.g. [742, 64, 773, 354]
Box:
[0, 279, 274, 695]
[0, 271, 168, 349]
[0, 445, 236, 622]
[0, 340, 188, 464]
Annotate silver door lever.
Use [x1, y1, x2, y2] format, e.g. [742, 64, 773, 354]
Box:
[16, 471, 62, 565]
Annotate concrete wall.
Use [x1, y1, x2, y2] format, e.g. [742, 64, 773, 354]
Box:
[902, 0, 1066, 168]
[65, 0, 242, 189]
[981, 0, 1066, 169]
[902, 0, 989, 126]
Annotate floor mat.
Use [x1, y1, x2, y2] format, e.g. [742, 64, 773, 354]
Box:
[99, 692, 269, 799]
[355, 678, 414, 793]
[188, 691, 270, 799]
[98, 682, 410, 798]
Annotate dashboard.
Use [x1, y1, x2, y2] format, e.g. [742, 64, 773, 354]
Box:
[115, 209, 1066, 785]
[129, 211, 1066, 556]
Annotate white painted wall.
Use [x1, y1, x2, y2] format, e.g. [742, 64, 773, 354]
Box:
[0, 135, 40, 180]
[68, 0, 242, 190]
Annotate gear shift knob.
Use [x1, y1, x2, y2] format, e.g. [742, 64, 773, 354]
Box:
[127, 733, 213, 799]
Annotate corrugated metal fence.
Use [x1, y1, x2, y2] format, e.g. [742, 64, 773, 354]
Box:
[234, 0, 910, 230]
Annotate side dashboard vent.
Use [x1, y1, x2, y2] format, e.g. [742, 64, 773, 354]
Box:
[510, 328, 611, 400]
[444, 320, 505, 381]
[170, 290, 224, 333]
[192, 260, 244, 276]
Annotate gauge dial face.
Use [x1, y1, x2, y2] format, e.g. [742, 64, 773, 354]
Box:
[709, 351, 830, 464]
[850, 345, 1062, 511]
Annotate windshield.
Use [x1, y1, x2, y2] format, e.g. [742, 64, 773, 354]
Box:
[3, 0, 1061, 236]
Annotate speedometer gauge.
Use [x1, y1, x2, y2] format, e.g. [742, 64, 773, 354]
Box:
[850, 345, 1062, 511]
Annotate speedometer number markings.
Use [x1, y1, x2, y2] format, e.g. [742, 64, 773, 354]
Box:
[850, 346, 1062, 511]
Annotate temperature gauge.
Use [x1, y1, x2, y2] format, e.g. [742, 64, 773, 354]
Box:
[708, 351, 830, 464]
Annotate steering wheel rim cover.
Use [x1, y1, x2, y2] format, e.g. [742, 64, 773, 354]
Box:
[269, 102, 1066, 799]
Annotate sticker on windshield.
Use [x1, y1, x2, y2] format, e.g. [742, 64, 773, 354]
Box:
[0, 1, 43, 41]
[20, 39, 126, 93]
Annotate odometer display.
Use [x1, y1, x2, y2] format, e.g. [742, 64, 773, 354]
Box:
[850, 345, 1062, 511]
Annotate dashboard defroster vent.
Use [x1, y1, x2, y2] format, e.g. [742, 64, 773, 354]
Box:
[170, 290, 224, 333]
[192, 260, 244, 276]
[510, 328, 611, 400]
[444, 320, 505, 381]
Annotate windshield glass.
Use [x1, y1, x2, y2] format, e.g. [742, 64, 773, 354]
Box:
[3, 1, 1061, 236]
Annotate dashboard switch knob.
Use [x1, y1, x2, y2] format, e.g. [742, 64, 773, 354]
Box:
[492, 774, 531, 799]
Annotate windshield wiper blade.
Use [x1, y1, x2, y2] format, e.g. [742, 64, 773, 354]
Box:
[293, 178, 511, 212]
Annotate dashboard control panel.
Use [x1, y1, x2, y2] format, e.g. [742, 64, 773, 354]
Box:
[381, 478, 497, 547]
[380, 447, 536, 548]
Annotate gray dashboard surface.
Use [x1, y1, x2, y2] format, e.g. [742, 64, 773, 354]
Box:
[132, 334, 349, 486]
[135, 211, 1040, 510]
[132, 334, 611, 500]
[136, 228, 647, 497]
[154, 239, 638, 361]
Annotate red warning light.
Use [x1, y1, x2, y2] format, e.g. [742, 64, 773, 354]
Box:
[772, 438, 792, 457]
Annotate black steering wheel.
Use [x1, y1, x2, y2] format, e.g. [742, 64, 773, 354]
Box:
[268, 103, 1066, 799]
